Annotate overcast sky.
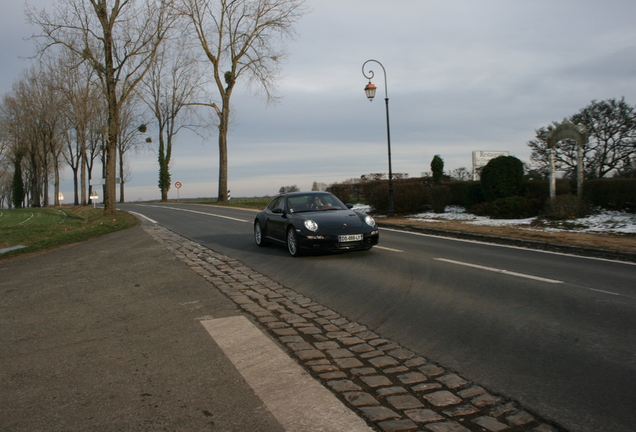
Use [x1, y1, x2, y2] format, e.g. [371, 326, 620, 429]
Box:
[2, 0, 636, 201]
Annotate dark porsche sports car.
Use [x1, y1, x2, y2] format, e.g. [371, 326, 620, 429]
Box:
[254, 191, 379, 256]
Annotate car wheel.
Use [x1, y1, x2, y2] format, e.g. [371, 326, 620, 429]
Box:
[286, 227, 302, 257]
[254, 221, 268, 247]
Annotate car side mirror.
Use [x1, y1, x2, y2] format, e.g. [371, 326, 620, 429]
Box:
[272, 208, 284, 214]
[346, 203, 354, 209]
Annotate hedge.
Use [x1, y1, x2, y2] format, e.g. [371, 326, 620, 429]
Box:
[329, 177, 635, 216]
[584, 178, 636, 211]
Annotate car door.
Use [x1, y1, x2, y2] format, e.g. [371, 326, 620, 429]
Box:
[264, 196, 286, 241]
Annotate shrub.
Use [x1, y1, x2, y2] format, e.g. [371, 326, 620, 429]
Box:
[395, 182, 428, 214]
[584, 178, 636, 211]
[542, 194, 590, 220]
[522, 180, 572, 201]
[471, 196, 542, 219]
[363, 180, 427, 215]
[431, 155, 444, 185]
[480, 156, 524, 201]
[428, 185, 451, 213]
[461, 182, 486, 208]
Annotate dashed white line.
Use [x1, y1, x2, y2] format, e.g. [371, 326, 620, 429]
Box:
[380, 227, 636, 266]
[375, 245, 404, 253]
[434, 258, 564, 284]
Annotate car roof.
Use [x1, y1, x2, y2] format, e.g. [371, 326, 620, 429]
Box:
[282, 191, 331, 197]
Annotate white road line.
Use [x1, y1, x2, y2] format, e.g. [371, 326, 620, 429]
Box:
[201, 316, 373, 432]
[434, 258, 564, 284]
[585, 287, 621, 296]
[375, 245, 404, 253]
[128, 211, 158, 224]
[144, 205, 249, 222]
[381, 227, 636, 266]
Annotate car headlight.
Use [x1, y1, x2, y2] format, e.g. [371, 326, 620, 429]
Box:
[364, 215, 376, 227]
[304, 220, 319, 232]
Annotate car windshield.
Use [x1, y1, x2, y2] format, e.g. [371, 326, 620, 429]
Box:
[287, 194, 347, 213]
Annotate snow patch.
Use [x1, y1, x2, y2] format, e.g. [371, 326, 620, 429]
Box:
[406, 206, 636, 235]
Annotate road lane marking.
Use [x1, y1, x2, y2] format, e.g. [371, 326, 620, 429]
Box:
[128, 211, 158, 224]
[200, 316, 373, 432]
[375, 245, 404, 253]
[434, 258, 564, 284]
[585, 287, 621, 296]
[143, 205, 249, 222]
[381, 227, 636, 266]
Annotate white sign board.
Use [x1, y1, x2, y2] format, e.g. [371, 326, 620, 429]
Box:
[472, 151, 509, 180]
[89, 178, 121, 186]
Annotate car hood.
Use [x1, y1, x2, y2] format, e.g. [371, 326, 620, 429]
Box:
[303, 211, 364, 229]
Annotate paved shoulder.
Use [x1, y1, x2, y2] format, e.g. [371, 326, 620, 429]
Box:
[0, 226, 284, 432]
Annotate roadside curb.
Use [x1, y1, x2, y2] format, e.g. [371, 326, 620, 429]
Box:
[377, 222, 636, 263]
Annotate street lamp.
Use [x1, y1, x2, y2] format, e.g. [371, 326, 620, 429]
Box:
[362, 59, 394, 217]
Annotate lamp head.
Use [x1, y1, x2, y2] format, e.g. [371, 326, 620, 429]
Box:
[364, 82, 377, 101]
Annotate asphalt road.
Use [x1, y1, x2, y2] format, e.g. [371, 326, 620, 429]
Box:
[121, 202, 636, 432]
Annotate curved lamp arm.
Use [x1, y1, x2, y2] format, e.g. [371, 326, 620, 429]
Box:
[362, 59, 388, 101]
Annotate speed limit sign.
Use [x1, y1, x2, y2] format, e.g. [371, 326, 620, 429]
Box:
[175, 181, 182, 189]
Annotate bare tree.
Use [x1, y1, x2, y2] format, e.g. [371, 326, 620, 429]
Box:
[175, 0, 307, 202]
[27, 0, 175, 214]
[571, 98, 636, 179]
[30, 65, 67, 207]
[528, 98, 636, 179]
[139, 34, 208, 201]
[3, 68, 64, 208]
[450, 167, 471, 182]
[117, 97, 146, 202]
[52, 52, 103, 205]
[0, 94, 27, 208]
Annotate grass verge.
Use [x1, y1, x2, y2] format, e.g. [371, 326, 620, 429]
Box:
[0, 206, 140, 259]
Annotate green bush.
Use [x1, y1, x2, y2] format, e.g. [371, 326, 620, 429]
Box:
[480, 156, 524, 201]
[471, 196, 543, 219]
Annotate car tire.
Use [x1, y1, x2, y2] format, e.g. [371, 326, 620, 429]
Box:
[286, 227, 302, 257]
[254, 221, 268, 247]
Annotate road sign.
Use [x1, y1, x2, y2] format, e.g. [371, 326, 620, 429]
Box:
[175, 181, 182, 189]
[90, 178, 121, 186]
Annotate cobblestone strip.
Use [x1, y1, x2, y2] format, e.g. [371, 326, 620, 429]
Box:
[143, 225, 566, 432]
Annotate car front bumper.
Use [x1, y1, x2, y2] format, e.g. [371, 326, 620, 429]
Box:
[297, 230, 379, 252]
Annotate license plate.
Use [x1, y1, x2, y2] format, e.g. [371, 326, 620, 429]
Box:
[339, 234, 363, 242]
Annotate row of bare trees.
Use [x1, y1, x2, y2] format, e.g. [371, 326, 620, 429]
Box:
[0, 55, 144, 208]
[0, 0, 307, 213]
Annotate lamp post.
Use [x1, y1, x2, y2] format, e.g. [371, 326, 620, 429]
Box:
[362, 59, 394, 217]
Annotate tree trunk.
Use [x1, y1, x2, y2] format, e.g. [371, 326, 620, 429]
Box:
[118, 147, 125, 203]
[217, 96, 230, 202]
[81, 131, 87, 206]
[103, 39, 118, 214]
